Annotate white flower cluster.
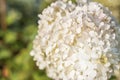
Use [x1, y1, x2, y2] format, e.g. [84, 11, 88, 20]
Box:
[30, 0, 120, 80]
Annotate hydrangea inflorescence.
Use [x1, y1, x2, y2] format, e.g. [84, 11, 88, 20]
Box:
[30, 0, 120, 80]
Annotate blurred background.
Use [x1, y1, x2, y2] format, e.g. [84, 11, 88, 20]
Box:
[0, 0, 120, 80]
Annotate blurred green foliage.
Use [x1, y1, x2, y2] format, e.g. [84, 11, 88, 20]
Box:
[0, 0, 119, 80]
[0, 0, 52, 80]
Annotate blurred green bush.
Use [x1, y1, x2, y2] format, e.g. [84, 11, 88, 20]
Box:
[0, 0, 52, 80]
[0, 0, 119, 80]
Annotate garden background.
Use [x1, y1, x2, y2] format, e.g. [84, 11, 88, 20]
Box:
[0, 0, 120, 80]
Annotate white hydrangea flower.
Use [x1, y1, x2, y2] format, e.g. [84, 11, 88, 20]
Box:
[30, 0, 120, 80]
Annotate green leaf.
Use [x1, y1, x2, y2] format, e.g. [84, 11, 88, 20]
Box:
[4, 30, 17, 44]
[22, 24, 37, 41]
[7, 9, 22, 25]
[0, 49, 11, 59]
